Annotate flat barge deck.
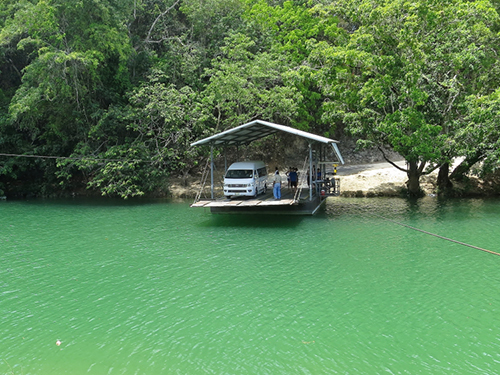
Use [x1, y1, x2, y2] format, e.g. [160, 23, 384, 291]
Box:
[191, 188, 326, 215]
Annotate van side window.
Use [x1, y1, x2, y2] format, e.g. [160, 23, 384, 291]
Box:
[226, 169, 253, 178]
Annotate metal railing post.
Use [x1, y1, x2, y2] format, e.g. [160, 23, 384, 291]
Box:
[309, 143, 313, 201]
[210, 145, 214, 199]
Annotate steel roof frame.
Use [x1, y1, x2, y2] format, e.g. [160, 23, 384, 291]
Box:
[191, 119, 345, 200]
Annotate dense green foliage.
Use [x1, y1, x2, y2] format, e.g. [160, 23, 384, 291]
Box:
[0, 0, 499, 197]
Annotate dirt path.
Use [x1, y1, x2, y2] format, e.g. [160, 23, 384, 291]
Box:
[171, 159, 498, 199]
[336, 160, 414, 197]
[336, 160, 406, 176]
[171, 160, 417, 199]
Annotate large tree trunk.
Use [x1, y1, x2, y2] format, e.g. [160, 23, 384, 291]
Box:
[437, 162, 453, 194]
[449, 151, 484, 181]
[407, 161, 421, 196]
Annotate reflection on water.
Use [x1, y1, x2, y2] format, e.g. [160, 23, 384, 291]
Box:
[199, 214, 305, 229]
[1, 197, 500, 374]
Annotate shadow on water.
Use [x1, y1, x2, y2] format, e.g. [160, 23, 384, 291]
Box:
[198, 213, 305, 228]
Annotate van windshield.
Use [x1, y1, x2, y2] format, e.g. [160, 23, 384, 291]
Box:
[225, 169, 253, 179]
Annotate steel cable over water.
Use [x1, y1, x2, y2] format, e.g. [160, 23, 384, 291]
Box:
[0, 152, 151, 163]
[374, 213, 500, 257]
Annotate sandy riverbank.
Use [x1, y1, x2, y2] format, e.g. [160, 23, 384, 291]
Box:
[337, 161, 421, 197]
[169, 160, 500, 199]
[338, 161, 500, 197]
[169, 162, 431, 199]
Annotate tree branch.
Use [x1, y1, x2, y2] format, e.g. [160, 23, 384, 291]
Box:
[378, 146, 407, 172]
[418, 161, 430, 174]
[145, 0, 181, 44]
[421, 163, 443, 175]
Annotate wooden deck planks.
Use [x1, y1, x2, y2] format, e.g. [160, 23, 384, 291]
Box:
[191, 198, 298, 208]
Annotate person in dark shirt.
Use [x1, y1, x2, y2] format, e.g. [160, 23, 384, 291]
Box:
[289, 168, 298, 193]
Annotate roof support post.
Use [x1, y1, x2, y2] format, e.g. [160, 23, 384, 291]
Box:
[210, 144, 214, 199]
[309, 143, 313, 201]
[224, 147, 227, 174]
[320, 145, 325, 181]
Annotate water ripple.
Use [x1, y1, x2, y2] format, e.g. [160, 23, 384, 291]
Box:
[1, 198, 500, 374]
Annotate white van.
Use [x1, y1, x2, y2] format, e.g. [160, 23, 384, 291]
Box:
[223, 161, 268, 198]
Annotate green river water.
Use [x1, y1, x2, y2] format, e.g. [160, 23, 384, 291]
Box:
[1, 197, 500, 375]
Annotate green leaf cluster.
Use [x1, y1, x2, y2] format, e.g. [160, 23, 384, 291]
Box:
[309, 0, 500, 194]
[1, 0, 500, 197]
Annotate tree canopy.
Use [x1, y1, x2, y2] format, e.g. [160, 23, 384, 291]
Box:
[308, 0, 500, 194]
[0, 0, 499, 197]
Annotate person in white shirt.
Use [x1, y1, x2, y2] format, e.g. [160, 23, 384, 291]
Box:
[273, 168, 281, 200]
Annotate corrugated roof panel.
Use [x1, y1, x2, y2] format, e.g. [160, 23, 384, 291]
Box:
[191, 120, 338, 146]
[190, 119, 343, 163]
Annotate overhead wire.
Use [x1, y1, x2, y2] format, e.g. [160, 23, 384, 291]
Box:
[0, 152, 151, 163]
[374, 213, 500, 257]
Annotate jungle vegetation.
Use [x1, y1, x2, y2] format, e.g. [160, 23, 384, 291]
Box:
[1, 0, 500, 198]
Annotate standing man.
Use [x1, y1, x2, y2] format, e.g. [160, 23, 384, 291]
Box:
[273, 167, 281, 200]
[289, 167, 298, 194]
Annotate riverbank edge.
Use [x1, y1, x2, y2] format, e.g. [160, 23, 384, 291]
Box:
[2, 163, 498, 200]
[168, 166, 500, 200]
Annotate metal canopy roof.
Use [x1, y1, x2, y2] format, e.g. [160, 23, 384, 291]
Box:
[191, 119, 344, 163]
[191, 119, 337, 146]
